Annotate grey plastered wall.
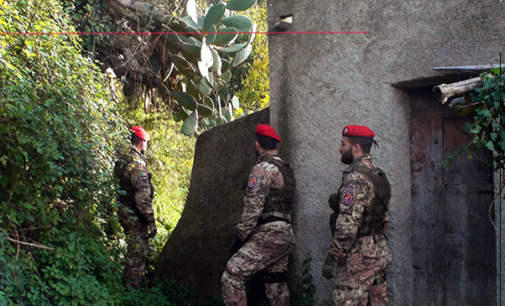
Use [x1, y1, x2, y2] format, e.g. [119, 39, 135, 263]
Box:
[267, 0, 505, 304]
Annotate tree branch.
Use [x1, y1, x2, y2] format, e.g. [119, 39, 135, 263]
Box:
[5, 237, 55, 251]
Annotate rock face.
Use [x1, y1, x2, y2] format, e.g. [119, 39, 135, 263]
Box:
[154, 109, 269, 298]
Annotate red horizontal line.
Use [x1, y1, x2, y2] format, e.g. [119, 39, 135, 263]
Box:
[0, 31, 368, 36]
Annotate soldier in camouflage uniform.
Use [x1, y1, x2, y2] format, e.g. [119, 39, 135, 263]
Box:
[114, 126, 157, 289]
[323, 125, 392, 306]
[222, 124, 296, 306]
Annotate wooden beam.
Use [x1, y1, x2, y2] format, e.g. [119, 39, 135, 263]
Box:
[432, 76, 483, 104]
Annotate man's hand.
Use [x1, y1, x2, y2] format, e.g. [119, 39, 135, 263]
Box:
[322, 255, 337, 279]
[231, 235, 246, 254]
[148, 222, 157, 239]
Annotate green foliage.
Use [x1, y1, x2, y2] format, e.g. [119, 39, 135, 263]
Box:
[66, 0, 259, 135]
[445, 69, 505, 175]
[228, 2, 269, 114]
[290, 252, 317, 306]
[0, 0, 129, 304]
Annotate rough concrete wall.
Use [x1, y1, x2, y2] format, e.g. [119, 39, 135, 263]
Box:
[154, 109, 269, 299]
[267, 0, 504, 304]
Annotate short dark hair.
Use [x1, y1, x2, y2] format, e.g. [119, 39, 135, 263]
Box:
[347, 137, 373, 154]
[255, 134, 279, 151]
[131, 133, 143, 146]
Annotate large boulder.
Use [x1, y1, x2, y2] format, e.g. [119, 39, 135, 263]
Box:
[154, 108, 270, 298]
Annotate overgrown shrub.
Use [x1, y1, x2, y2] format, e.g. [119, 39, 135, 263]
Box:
[0, 0, 128, 304]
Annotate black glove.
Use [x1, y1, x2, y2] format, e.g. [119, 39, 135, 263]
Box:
[148, 172, 154, 200]
[148, 222, 157, 239]
[322, 255, 337, 279]
[241, 176, 250, 190]
[328, 193, 339, 210]
[329, 193, 340, 235]
[231, 235, 246, 254]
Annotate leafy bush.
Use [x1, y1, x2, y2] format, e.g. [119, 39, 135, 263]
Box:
[234, 3, 270, 113]
[0, 0, 129, 304]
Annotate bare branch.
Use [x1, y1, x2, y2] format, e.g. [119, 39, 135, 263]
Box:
[4, 237, 55, 251]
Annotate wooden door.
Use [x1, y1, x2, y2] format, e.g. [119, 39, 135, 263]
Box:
[410, 87, 496, 306]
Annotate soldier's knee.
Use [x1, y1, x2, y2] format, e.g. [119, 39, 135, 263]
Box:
[222, 270, 242, 288]
[225, 258, 243, 278]
[369, 283, 388, 306]
[333, 287, 363, 306]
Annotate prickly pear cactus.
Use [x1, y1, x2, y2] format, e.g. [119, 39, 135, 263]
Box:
[169, 0, 257, 134]
[71, 0, 257, 135]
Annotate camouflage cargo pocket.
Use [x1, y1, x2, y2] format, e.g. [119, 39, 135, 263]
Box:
[362, 248, 381, 259]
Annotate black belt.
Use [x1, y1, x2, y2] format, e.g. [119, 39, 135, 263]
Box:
[257, 216, 290, 226]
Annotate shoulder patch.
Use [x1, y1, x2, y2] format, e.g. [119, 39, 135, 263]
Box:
[248, 177, 258, 188]
[138, 167, 150, 187]
[341, 191, 354, 206]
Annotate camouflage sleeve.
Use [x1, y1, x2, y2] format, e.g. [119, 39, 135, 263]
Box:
[235, 164, 272, 240]
[328, 172, 373, 260]
[125, 161, 155, 223]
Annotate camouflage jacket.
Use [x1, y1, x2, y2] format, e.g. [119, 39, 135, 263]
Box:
[235, 150, 296, 245]
[329, 154, 380, 260]
[114, 147, 155, 225]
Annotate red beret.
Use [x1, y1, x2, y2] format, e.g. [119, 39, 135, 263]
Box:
[256, 124, 281, 142]
[342, 125, 375, 139]
[131, 126, 151, 141]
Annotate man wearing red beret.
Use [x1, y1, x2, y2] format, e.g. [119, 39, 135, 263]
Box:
[222, 124, 296, 306]
[114, 126, 157, 288]
[322, 125, 392, 305]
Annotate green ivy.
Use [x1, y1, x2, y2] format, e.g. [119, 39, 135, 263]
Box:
[290, 252, 316, 306]
[445, 69, 505, 175]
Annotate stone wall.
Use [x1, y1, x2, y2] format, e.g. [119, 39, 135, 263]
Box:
[154, 109, 269, 298]
[267, 0, 504, 304]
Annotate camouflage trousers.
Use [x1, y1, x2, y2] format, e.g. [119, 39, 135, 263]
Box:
[118, 205, 149, 289]
[333, 282, 388, 306]
[222, 238, 295, 306]
[333, 235, 391, 306]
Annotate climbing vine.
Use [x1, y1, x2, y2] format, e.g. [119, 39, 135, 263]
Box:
[467, 69, 505, 168]
[445, 69, 505, 172]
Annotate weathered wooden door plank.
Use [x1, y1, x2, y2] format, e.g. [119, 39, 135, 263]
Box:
[410, 86, 496, 306]
[410, 87, 446, 306]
